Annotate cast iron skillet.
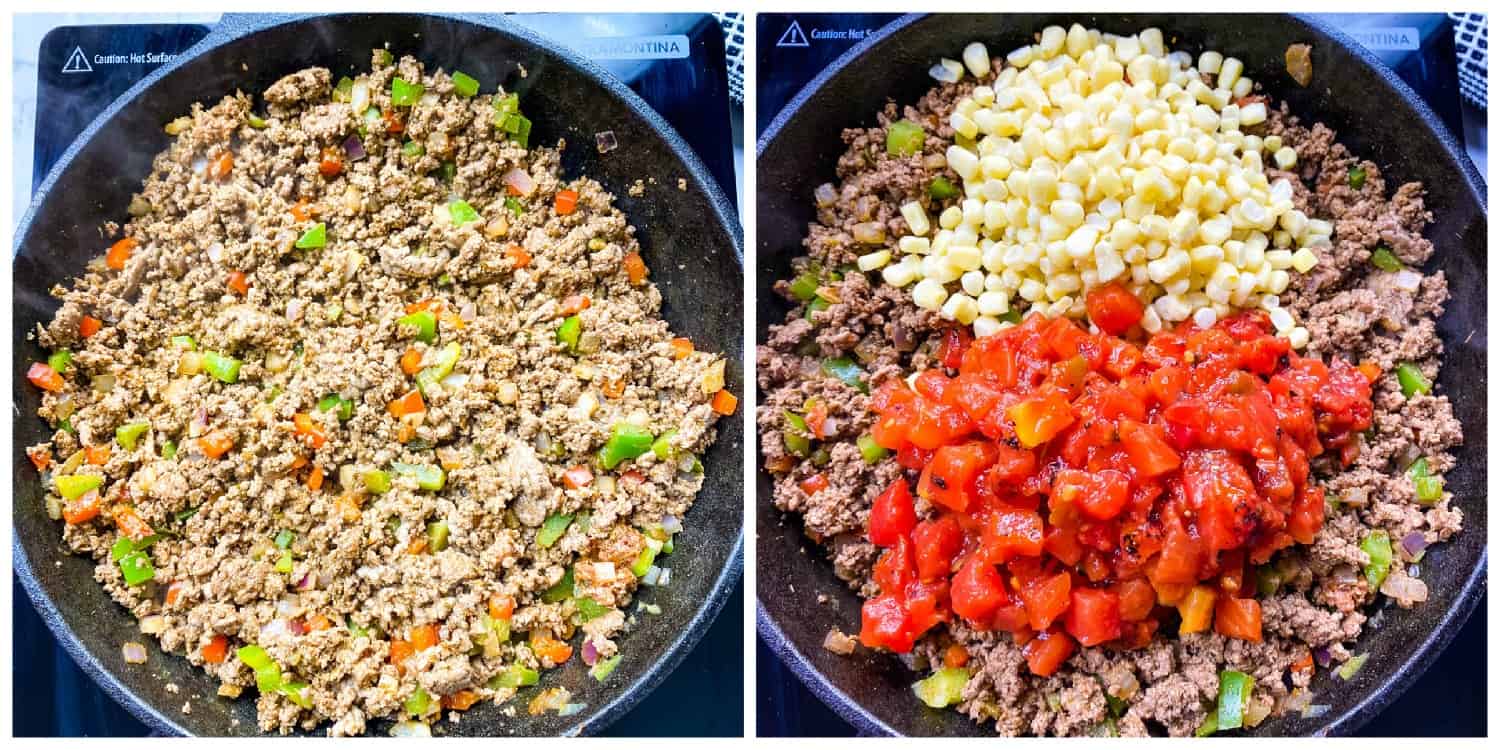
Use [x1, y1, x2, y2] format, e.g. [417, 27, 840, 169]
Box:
[757, 13, 1486, 737]
[13, 12, 743, 737]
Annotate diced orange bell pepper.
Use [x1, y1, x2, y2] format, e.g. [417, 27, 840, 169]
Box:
[198, 431, 235, 459]
[670, 337, 694, 359]
[798, 473, 829, 495]
[306, 465, 324, 491]
[405, 298, 442, 315]
[292, 413, 327, 449]
[62, 491, 103, 525]
[27, 362, 65, 392]
[601, 378, 625, 399]
[442, 690, 481, 711]
[210, 151, 234, 180]
[85, 444, 111, 465]
[1007, 392, 1075, 448]
[554, 189, 579, 216]
[400, 348, 423, 376]
[505, 244, 532, 268]
[710, 389, 737, 415]
[388, 389, 425, 418]
[1214, 595, 1262, 642]
[410, 623, 440, 651]
[489, 593, 516, 621]
[306, 613, 333, 632]
[318, 146, 343, 177]
[531, 633, 573, 665]
[106, 237, 138, 270]
[623, 251, 648, 285]
[943, 643, 970, 669]
[202, 634, 229, 664]
[79, 315, 103, 338]
[389, 638, 415, 669]
[227, 270, 249, 295]
[290, 197, 311, 222]
[26, 446, 51, 472]
[112, 505, 155, 541]
[165, 581, 186, 607]
[559, 294, 591, 316]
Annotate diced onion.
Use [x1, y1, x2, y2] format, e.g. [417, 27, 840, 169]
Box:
[441, 373, 469, 390]
[260, 619, 290, 640]
[139, 615, 167, 635]
[390, 721, 432, 737]
[1400, 531, 1429, 557]
[641, 565, 661, 586]
[122, 642, 149, 664]
[285, 298, 306, 321]
[1303, 704, 1331, 718]
[813, 183, 838, 208]
[657, 567, 672, 587]
[350, 81, 370, 115]
[595, 131, 618, 154]
[93, 374, 117, 393]
[661, 515, 683, 535]
[1380, 572, 1428, 603]
[206, 242, 224, 263]
[343, 134, 367, 161]
[502, 168, 536, 197]
[581, 639, 599, 666]
[1393, 269, 1423, 292]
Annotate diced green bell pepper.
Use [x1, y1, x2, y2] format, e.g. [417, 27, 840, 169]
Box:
[171, 335, 197, 350]
[365, 469, 392, 494]
[1360, 530, 1392, 588]
[448, 199, 480, 226]
[1370, 247, 1402, 272]
[1395, 362, 1430, 397]
[1215, 669, 1253, 731]
[575, 596, 608, 621]
[392, 462, 445, 491]
[274, 529, 295, 549]
[929, 176, 960, 200]
[913, 667, 970, 708]
[247, 114, 268, 129]
[332, 76, 354, 102]
[885, 119, 925, 156]
[1255, 565, 1282, 596]
[398, 310, 437, 344]
[402, 140, 425, 157]
[631, 545, 658, 578]
[804, 296, 831, 322]
[537, 513, 574, 548]
[589, 654, 622, 682]
[541, 566, 574, 603]
[294, 222, 326, 249]
[1348, 165, 1367, 190]
[404, 686, 432, 717]
[857, 434, 889, 464]
[202, 351, 242, 383]
[599, 423, 654, 470]
[425, 520, 450, 552]
[651, 430, 678, 460]
[47, 350, 72, 373]
[161, 440, 178, 460]
[415, 342, 462, 395]
[451, 71, 480, 98]
[1407, 457, 1445, 503]
[119, 549, 155, 586]
[787, 272, 820, 302]
[783, 411, 811, 458]
[821, 357, 869, 393]
[391, 77, 425, 107]
[489, 663, 540, 689]
[114, 421, 150, 451]
[56, 474, 103, 501]
[316, 393, 354, 422]
[274, 550, 294, 573]
[504, 196, 523, 215]
[1336, 652, 1368, 680]
[556, 315, 582, 352]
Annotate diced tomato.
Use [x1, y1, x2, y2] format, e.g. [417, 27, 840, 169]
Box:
[1042, 523, 1085, 566]
[937, 325, 973, 370]
[198, 431, 235, 459]
[1214, 595, 1262, 642]
[1064, 587, 1122, 647]
[872, 536, 916, 595]
[292, 413, 328, 450]
[1017, 571, 1072, 631]
[799, 473, 829, 495]
[489, 593, 516, 621]
[860, 594, 915, 653]
[388, 389, 426, 418]
[1118, 419, 1180, 477]
[710, 389, 738, 415]
[80, 315, 103, 338]
[112, 505, 155, 540]
[1151, 526, 1202, 585]
[1052, 468, 1130, 521]
[26, 446, 51, 472]
[981, 507, 1044, 563]
[1085, 282, 1145, 335]
[505, 244, 532, 268]
[1023, 627, 1076, 676]
[1182, 450, 1261, 552]
[868, 479, 916, 547]
[917, 441, 996, 512]
[950, 555, 1007, 624]
[1288, 484, 1325, 545]
[904, 579, 950, 637]
[1099, 577, 1141, 616]
[623, 251, 648, 285]
[226, 270, 249, 295]
[911, 515, 964, 580]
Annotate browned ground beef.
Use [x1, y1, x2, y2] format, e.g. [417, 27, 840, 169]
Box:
[27, 51, 726, 735]
[757, 73, 1463, 736]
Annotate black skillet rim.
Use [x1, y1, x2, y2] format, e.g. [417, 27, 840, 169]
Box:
[755, 11, 1486, 738]
[12, 11, 744, 737]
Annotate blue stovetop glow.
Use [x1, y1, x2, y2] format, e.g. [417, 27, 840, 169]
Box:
[16, 12, 741, 738]
[755, 12, 1484, 738]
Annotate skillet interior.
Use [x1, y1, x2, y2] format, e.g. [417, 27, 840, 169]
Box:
[756, 12, 1485, 737]
[13, 12, 744, 736]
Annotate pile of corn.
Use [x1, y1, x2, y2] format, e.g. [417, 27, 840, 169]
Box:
[864, 25, 1327, 346]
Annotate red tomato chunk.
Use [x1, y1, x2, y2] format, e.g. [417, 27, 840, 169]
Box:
[860, 311, 1372, 672]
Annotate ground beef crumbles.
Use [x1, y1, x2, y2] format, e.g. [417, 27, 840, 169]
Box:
[758, 31, 1463, 737]
[25, 51, 732, 735]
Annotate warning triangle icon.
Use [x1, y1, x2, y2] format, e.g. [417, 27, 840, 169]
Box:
[62, 46, 93, 73]
[776, 20, 810, 48]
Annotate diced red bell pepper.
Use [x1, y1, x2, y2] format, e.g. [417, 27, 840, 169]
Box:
[868, 479, 916, 547]
[27, 362, 65, 392]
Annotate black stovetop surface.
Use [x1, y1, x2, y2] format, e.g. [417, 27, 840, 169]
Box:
[755, 12, 1483, 738]
[17, 13, 740, 738]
